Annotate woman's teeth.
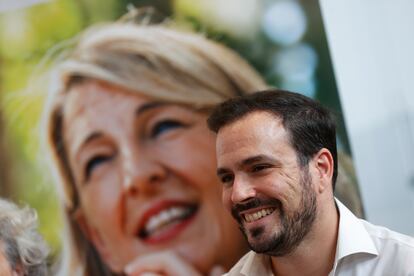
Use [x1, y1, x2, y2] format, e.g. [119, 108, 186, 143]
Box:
[244, 208, 275, 223]
[144, 207, 193, 235]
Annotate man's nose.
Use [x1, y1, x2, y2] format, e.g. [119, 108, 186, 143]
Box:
[122, 149, 167, 196]
[230, 175, 256, 204]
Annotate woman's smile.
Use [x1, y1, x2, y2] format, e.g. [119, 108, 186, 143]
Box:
[135, 200, 199, 244]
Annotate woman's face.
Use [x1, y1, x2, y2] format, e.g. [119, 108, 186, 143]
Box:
[63, 80, 246, 273]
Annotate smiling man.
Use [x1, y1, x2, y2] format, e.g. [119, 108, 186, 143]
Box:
[207, 90, 414, 276]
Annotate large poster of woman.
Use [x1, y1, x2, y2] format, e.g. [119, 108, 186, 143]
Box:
[0, 1, 363, 274]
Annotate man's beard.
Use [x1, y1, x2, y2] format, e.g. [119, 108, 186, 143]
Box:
[231, 168, 317, 256]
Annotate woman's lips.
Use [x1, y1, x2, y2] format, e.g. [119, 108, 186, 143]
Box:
[136, 201, 198, 244]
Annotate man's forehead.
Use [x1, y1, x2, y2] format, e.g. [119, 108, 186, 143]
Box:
[216, 111, 288, 160]
[227, 110, 281, 128]
[217, 111, 284, 142]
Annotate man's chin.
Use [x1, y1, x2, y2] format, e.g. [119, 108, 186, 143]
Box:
[247, 238, 277, 254]
[244, 229, 277, 253]
[242, 227, 290, 256]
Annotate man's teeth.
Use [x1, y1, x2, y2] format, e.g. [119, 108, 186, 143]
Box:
[244, 208, 275, 223]
[145, 207, 191, 234]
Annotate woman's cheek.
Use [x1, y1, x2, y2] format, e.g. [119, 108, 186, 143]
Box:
[83, 171, 122, 227]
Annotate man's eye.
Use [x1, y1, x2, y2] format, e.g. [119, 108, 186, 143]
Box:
[252, 164, 270, 172]
[85, 155, 113, 180]
[151, 120, 186, 138]
[220, 174, 234, 185]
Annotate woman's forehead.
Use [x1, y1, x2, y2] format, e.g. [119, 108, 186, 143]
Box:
[63, 79, 207, 117]
[63, 80, 151, 119]
[61, 81, 145, 151]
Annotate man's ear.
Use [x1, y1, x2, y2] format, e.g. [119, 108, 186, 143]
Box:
[312, 148, 334, 193]
[73, 209, 112, 264]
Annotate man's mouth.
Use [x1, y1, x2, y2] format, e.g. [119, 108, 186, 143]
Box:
[243, 208, 276, 223]
[137, 202, 198, 243]
[232, 198, 281, 224]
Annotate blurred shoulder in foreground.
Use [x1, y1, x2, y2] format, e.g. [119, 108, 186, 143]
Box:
[0, 197, 49, 276]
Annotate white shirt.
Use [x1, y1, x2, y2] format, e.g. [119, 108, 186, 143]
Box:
[225, 199, 414, 276]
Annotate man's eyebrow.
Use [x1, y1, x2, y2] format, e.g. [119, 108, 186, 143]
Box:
[135, 102, 167, 116]
[217, 167, 231, 176]
[216, 155, 280, 176]
[240, 154, 279, 167]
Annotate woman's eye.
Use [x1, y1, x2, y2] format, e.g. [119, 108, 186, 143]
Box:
[85, 155, 113, 180]
[150, 119, 186, 138]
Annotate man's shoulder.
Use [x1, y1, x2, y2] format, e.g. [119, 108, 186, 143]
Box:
[360, 218, 414, 267]
[361, 219, 414, 250]
[334, 202, 414, 275]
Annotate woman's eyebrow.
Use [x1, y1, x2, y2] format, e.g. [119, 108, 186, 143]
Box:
[135, 102, 167, 117]
[76, 132, 103, 154]
[78, 103, 169, 151]
[83, 132, 103, 145]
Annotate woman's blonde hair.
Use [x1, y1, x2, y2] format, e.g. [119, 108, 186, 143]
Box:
[45, 18, 267, 276]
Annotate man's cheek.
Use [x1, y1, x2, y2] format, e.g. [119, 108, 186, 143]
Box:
[222, 191, 232, 211]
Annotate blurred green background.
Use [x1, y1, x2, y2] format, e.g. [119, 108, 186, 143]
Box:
[0, 0, 348, 258]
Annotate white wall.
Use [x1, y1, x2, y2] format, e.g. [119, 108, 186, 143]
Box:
[319, 0, 414, 235]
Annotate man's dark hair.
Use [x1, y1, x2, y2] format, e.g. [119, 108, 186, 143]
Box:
[207, 89, 338, 188]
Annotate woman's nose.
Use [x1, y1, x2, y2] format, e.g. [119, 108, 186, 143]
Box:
[122, 151, 167, 196]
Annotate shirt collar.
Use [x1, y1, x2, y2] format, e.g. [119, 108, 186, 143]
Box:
[334, 198, 378, 261]
[237, 199, 378, 276]
[240, 251, 274, 276]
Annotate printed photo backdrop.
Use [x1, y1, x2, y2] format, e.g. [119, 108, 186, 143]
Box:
[0, 0, 363, 265]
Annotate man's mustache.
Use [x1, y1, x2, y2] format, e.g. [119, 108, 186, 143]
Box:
[231, 197, 281, 222]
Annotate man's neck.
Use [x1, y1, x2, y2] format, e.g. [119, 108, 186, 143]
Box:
[270, 199, 339, 276]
